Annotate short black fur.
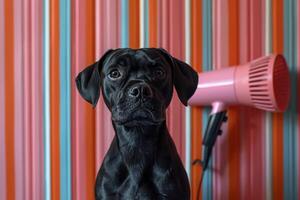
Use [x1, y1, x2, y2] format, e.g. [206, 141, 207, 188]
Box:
[75, 48, 198, 200]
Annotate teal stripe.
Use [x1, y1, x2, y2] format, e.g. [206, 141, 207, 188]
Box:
[296, 0, 299, 196]
[59, 0, 71, 199]
[43, 0, 51, 199]
[283, 0, 298, 199]
[121, 0, 129, 47]
[202, 0, 213, 199]
[144, 0, 149, 47]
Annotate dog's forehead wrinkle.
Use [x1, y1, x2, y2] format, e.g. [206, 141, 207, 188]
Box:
[103, 49, 170, 74]
[103, 50, 133, 70]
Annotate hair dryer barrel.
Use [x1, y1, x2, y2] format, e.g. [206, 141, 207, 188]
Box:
[188, 54, 290, 112]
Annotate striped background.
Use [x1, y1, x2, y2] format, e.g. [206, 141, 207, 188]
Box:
[0, 0, 299, 200]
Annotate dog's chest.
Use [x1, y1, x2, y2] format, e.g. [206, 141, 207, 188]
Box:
[120, 140, 156, 180]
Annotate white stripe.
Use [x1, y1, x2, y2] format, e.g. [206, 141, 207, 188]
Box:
[265, 0, 272, 199]
[44, 0, 51, 199]
[184, 0, 191, 180]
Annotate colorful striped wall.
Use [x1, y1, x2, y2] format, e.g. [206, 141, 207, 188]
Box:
[0, 0, 299, 200]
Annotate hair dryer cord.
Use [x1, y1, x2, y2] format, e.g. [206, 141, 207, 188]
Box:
[192, 110, 227, 200]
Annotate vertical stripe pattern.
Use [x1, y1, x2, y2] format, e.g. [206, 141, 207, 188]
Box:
[0, 1, 299, 200]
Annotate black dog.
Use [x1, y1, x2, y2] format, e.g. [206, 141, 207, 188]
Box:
[76, 48, 198, 200]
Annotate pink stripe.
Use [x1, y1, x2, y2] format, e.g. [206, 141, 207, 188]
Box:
[95, 0, 120, 173]
[0, 0, 6, 198]
[14, 0, 25, 199]
[239, 1, 266, 199]
[249, 0, 265, 199]
[158, 0, 185, 159]
[31, 0, 44, 199]
[159, 0, 170, 133]
[24, 0, 33, 199]
[169, 0, 186, 160]
[213, 0, 229, 199]
[95, 0, 104, 174]
[72, 0, 87, 199]
[160, 0, 169, 49]
[159, 0, 170, 134]
[238, 1, 251, 199]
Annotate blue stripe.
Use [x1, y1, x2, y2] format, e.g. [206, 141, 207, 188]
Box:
[59, 0, 71, 199]
[202, 0, 213, 199]
[121, 0, 129, 47]
[283, 0, 298, 199]
[43, 0, 51, 199]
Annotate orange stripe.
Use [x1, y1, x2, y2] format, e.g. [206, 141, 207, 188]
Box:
[5, 0, 15, 199]
[228, 0, 240, 199]
[85, 0, 96, 199]
[149, 0, 157, 47]
[129, 0, 140, 48]
[50, 0, 60, 199]
[272, 0, 284, 199]
[191, 0, 202, 199]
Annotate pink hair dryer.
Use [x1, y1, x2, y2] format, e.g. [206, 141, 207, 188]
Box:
[188, 54, 290, 171]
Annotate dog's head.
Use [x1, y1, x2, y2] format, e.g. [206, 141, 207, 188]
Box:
[76, 48, 198, 126]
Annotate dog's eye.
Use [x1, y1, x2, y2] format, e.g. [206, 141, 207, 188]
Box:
[154, 69, 165, 78]
[108, 69, 122, 80]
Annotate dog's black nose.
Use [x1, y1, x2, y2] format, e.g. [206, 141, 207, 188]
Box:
[129, 84, 153, 99]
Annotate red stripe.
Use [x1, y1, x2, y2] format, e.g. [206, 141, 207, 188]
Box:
[85, 0, 96, 199]
[50, 0, 60, 198]
[228, 1, 241, 199]
[191, 0, 203, 199]
[0, 0, 6, 198]
[5, 0, 15, 199]
[149, 0, 158, 47]
[129, 0, 140, 48]
[272, 0, 284, 199]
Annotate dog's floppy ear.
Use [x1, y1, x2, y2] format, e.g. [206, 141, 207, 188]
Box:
[75, 49, 114, 107]
[158, 48, 198, 106]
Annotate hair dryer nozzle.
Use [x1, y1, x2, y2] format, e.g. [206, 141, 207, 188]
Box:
[235, 54, 290, 112]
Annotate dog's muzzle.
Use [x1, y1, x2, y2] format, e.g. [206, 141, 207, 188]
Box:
[112, 83, 165, 125]
[128, 82, 153, 101]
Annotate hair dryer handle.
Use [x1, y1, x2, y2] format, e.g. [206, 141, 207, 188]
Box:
[201, 111, 227, 170]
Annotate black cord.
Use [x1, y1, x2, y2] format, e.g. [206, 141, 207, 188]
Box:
[196, 168, 205, 200]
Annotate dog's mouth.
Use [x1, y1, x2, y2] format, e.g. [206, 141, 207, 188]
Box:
[112, 107, 165, 126]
